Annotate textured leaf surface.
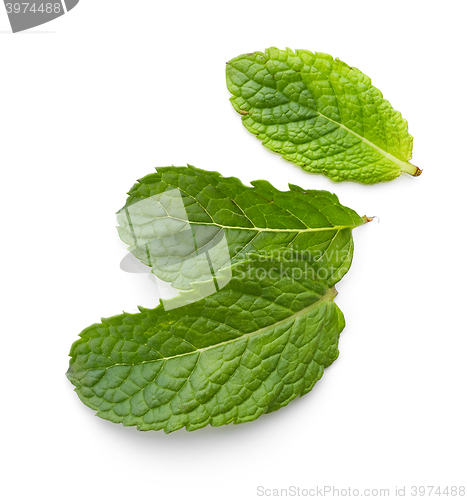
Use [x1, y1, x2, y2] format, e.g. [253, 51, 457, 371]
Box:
[68, 167, 368, 432]
[67, 258, 346, 433]
[117, 165, 366, 291]
[226, 48, 420, 184]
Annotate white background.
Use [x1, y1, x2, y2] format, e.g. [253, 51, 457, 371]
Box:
[1, 1, 466, 499]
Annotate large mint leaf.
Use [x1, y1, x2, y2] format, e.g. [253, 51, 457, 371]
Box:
[226, 48, 421, 184]
[117, 165, 367, 293]
[67, 257, 347, 433]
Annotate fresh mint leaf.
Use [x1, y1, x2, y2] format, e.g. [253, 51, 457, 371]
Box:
[226, 48, 421, 184]
[67, 167, 370, 432]
[117, 165, 367, 292]
[67, 258, 347, 433]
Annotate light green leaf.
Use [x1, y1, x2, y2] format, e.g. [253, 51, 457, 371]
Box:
[117, 165, 367, 293]
[67, 258, 346, 433]
[226, 48, 421, 184]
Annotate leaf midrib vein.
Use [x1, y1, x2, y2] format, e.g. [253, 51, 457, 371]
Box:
[124, 214, 358, 233]
[73, 287, 336, 373]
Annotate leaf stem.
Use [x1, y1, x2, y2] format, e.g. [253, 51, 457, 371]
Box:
[401, 161, 422, 177]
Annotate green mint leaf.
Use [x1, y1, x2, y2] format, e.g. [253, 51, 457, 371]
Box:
[226, 48, 421, 184]
[68, 167, 369, 432]
[117, 165, 366, 293]
[67, 258, 346, 433]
